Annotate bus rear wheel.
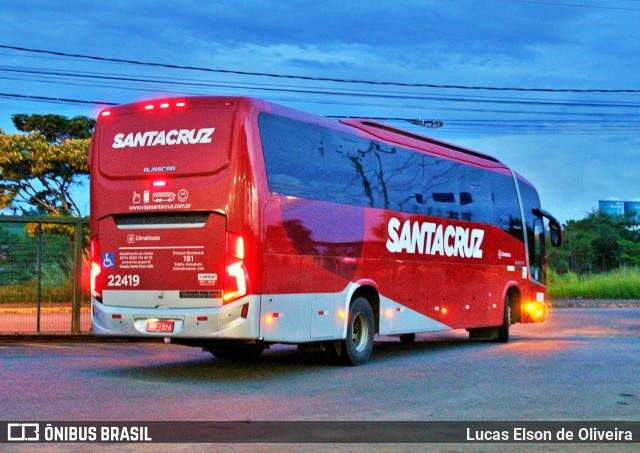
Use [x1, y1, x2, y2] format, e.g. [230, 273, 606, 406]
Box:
[337, 297, 375, 366]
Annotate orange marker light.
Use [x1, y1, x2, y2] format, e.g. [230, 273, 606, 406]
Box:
[441, 307, 448, 314]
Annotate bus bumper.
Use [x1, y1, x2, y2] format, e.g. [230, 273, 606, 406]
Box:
[91, 296, 261, 339]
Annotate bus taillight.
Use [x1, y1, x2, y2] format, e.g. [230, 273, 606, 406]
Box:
[223, 233, 248, 303]
[90, 238, 102, 301]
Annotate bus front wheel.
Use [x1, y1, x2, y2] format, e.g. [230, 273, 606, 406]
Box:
[495, 296, 511, 343]
[399, 333, 416, 344]
[338, 297, 375, 366]
[207, 342, 265, 360]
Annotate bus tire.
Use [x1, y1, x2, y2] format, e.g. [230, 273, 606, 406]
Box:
[495, 296, 510, 343]
[399, 333, 416, 344]
[338, 297, 375, 366]
[207, 342, 265, 360]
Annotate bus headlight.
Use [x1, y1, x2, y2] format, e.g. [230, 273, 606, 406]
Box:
[524, 301, 546, 322]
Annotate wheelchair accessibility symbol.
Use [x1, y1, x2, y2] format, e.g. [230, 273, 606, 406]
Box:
[102, 253, 115, 268]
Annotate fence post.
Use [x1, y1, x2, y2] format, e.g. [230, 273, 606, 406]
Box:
[36, 223, 43, 333]
[72, 219, 83, 334]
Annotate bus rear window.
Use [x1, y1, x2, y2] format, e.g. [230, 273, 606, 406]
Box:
[97, 105, 233, 179]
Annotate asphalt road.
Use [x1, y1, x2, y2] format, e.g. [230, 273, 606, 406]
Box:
[1, 308, 638, 424]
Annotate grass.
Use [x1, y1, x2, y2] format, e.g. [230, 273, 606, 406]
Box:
[0, 281, 76, 303]
[548, 267, 640, 300]
[0, 259, 91, 303]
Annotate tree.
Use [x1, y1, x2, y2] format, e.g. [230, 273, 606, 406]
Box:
[0, 114, 95, 216]
[549, 210, 640, 274]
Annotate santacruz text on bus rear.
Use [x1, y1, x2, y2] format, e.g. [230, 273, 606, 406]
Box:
[89, 96, 562, 365]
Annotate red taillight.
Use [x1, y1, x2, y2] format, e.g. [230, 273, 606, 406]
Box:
[143, 101, 187, 111]
[90, 238, 102, 300]
[227, 233, 245, 260]
[223, 233, 248, 303]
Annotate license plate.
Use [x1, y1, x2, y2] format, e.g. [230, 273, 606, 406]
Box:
[146, 319, 174, 333]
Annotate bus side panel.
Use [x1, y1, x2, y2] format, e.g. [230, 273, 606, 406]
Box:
[260, 195, 530, 336]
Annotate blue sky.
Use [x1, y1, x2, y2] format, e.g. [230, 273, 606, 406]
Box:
[1, 0, 639, 221]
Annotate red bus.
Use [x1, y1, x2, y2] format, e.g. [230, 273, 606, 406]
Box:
[89, 96, 562, 365]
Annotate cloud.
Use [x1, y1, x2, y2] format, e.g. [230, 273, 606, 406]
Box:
[453, 132, 640, 223]
[1, 0, 637, 221]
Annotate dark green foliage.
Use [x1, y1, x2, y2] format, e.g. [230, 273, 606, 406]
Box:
[11, 114, 95, 142]
[0, 113, 94, 215]
[549, 210, 640, 274]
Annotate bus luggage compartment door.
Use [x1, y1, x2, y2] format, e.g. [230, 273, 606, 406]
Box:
[99, 212, 226, 309]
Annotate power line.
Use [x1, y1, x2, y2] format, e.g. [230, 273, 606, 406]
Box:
[0, 92, 116, 106]
[1, 44, 639, 94]
[497, 0, 640, 11]
[2, 65, 640, 111]
[1, 92, 636, 135]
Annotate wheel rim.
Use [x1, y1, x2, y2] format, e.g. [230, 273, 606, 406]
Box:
[351, 312, 369, 352]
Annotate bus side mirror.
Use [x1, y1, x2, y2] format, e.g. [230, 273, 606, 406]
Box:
[549, 221, 562, 247]
[532, 208, 563, 247]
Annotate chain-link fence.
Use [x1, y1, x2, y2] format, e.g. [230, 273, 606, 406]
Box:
[0, 216, 90, 334]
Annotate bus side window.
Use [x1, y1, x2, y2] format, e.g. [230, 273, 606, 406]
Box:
[419, 156, 460, 220]
[373, 144, 425, 213]
[531, 217, 545, 283]
[322, 132, 378, 207]
[259, 113, 326, 200]
[458, 166, 492, 224]
[518, 176, 545, 284]
[490, 172, 524, 242]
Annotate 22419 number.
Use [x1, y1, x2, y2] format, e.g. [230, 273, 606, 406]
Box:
[107, 274, 140, 287]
